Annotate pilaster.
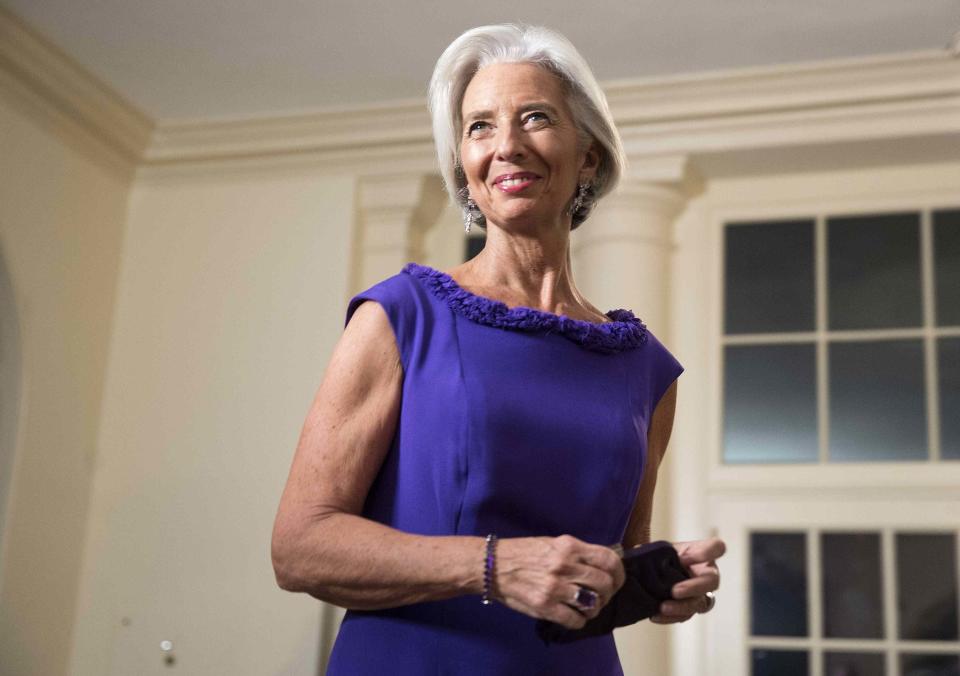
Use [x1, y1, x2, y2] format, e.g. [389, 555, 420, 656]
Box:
[354, 173, 445, 292]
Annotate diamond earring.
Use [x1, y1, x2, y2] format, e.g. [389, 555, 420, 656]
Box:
[569, 182, 590, 215]
[463, 198, 478, 233]
[458, 186, 480, 233]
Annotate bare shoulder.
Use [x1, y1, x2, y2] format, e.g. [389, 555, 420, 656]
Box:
[338, 299, 402, 372]
[275, 298, 403, 525]
[344, 297, 393, 343]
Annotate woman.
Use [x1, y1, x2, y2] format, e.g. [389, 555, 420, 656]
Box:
[272, 24, 724, 674]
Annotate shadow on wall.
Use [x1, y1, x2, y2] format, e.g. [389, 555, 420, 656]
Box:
[0, 236, 21, 581]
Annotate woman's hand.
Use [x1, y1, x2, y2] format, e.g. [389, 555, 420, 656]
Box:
[650, 537, 725, 624]
[492, 535, 625, 629]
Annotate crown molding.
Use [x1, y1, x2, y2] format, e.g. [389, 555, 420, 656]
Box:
[616, 51, 960, 163]
[145, 100, 432, 165]
[604, 49, 959, 124]
[143, 49, 959, 173]
[5, 5, 953, 176]
[0, 5, 153, 164]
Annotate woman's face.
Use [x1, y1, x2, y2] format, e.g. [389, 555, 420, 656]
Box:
[459, 62, 598, 230]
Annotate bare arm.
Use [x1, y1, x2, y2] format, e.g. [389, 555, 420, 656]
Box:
[622, 381, 678, 549]
[620, 380, 725, 623]
[271, 300, 484, 608]
[271, 300, 623, 626]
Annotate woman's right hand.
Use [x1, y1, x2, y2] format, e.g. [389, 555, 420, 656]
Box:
[493, 535, 625, 629]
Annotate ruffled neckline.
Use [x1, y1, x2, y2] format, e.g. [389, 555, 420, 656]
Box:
[402, 262, 647, 354]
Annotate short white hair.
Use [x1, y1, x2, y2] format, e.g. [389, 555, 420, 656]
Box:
[428, 24, 626, 229]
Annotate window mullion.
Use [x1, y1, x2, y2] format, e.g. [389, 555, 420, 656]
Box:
[922, 207, 941, 462]
[882, 528, 899, 676]
[816, 214, 829, 464]
[809, 528, 824, 676]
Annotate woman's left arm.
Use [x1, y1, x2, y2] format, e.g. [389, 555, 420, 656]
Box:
[621, 381, 726, 623]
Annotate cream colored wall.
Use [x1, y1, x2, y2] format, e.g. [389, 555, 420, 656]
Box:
[66, 167, 354, 675]
[0, 91, 132, 675]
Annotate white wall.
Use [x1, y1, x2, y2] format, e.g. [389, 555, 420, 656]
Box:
[0, 88, 132, 675]
[68, 167, 354, 675]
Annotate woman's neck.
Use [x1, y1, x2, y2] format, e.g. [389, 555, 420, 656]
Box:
[455, 225, 596, 318]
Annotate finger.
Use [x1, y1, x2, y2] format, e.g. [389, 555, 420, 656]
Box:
[650, 612, 693, 625]
[550, 602, 589, 630]
[571, 565, 619, 602]
[659, 597, 707, 617]
[674, 537, 726, 567]
[567, 586, 603, 619]
[551, 535, 620, 577]
[538, 573, 608, 621]
[576, 544, 626, 590]
[671, 570, 720, 599]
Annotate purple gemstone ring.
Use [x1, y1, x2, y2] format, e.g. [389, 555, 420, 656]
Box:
[573, 586, 598, 610]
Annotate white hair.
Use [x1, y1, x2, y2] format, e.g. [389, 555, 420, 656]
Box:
[428, 24, 626, 229]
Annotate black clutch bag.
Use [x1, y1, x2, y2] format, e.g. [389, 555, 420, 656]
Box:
[535, 540, 691, 644]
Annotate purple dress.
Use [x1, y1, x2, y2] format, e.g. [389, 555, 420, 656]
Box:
[326, 262, 683, 675]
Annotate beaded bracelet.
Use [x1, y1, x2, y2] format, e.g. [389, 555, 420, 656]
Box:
[482, 533, 497, 605]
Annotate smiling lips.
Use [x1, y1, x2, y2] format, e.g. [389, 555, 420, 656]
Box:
[493, 172, 541, 193]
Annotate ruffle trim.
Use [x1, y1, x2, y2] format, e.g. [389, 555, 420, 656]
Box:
[402, 262, 647, 354]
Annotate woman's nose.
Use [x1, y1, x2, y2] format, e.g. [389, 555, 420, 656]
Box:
[494, 124, 525, 162]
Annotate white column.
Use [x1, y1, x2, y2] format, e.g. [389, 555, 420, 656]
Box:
[355, 173, 445, 292]
[572, 155, 702, 676]
[573, 155, 699, 335]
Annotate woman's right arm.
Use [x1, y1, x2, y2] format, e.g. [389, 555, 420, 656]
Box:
[270, 300, 622, 626]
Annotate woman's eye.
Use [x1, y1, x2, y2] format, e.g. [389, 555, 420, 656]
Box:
[467, 121, 490, 136]
[524, 112, 550, 126]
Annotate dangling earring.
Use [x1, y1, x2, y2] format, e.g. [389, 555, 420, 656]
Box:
[569, 182, 590, 215]
[464, 198, 480, 233]
[458, 186, 478, 233]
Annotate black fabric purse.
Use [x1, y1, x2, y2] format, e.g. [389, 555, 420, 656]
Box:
[535, 540, 691, 644]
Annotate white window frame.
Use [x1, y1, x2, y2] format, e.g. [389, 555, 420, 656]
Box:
[696, 186, 960, 676]
[709, 196, 960, 491]
[710, 499, 960, 676]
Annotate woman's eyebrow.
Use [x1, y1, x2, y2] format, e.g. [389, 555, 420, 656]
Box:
[463, 109, 492, 123]
[463, 102, 561, 123]
[518, 102, 560, 117]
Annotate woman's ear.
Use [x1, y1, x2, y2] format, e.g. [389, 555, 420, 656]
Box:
[580, 143, 600, 183]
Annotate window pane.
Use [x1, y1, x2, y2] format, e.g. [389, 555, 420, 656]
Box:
[935, 209, 960, 327]
[725, 220, 815, 334]
[828, 212, 922, 330]
[900, 653, 960, 676]
[897, 533, 959, 641]
[753, 649, 809, 676]
[751, 532, 808, 636]
[822, 533, 883, 638]
[829, 340, 927, 461]
[724, 344, 818, 463]
[825, 652, 885, 676]
[940, 338, 960, 460]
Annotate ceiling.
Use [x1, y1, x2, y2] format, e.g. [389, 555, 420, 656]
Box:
[3, 0, 958, 122]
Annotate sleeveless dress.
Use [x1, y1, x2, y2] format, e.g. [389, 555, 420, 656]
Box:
[326, 262, 684, 676]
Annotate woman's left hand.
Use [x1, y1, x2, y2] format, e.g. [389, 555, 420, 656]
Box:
[650, 537, 725, 624]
